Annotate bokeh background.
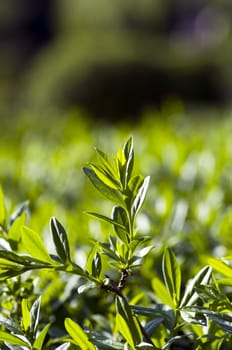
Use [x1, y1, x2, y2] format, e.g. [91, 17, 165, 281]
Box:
[1, 0, 232, 121]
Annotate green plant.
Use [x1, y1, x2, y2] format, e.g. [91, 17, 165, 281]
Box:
[0, 137, 232, 349]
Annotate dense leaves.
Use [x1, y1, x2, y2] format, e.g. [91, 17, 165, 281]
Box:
[1, 116, 232, 349]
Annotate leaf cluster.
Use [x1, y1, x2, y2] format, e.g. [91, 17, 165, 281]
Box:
[0, 136, 232, 349]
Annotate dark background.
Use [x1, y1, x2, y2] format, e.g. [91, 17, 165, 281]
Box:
[1, 0, 232, 120]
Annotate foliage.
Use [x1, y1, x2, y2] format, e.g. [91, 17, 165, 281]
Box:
[1, 113, 232, 348]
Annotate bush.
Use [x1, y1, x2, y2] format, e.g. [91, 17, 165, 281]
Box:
[1, 125, 232, 349]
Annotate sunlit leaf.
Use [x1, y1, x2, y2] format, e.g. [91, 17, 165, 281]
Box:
[91, 252, 102, 279]
[116, 313, 135, 349]
[95, 148, 118, 178]
[21, 226, 54, 265]
[90, 163, 121, 190]
[117, 137, 134, 189]
[151, 277, 175, 309]
[21, 299, 30, 333]
[83, 167, 123, 204]
[50, 217, 71, 264]
[180, 265, 212, 308]
[64, 318, 95, 350]
[9, 200, 29, 227]
[85, 211, 126, 231]
[33, 323, 51, 350]
[208, 257, 232, 278]
[112, 206, 129, 243]
[0, 331, 29, 347]
[162, 248, 181, 308]
[116, 296, 142, 347]
[0, 186, 6, 226]
[131, 176, 150, 219]
[0, 315, 22, 334]
[30, 296, 41, 335]
[8, 213, 26, 244]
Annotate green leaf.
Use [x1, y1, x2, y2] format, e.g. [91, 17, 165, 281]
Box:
[207, 311, 232, 333]
[91, 252, 102, 279]
[131, 176, 150, 219]
[83, 167, 123, 204]
[95, 148, 117, 176]
[123, 137, 134, 182]
[0, 250, 46, 267]
[112, 206, 129, 243]
[181, 306, 232, 333]
[85, 211, 126, 231]
[86, 245, 98, 275]
[0, 256, 24, 268]
[21, 226, 54, 265]
[116, 313, 136, 349]
[8, 213, 26, 244]
[9, 200, 29, 226]
[117, 137, 134, 189]
[99, 242, 120, 262]
[50, 217, 71, 264]
[0, 186, 6, 226]
[0, 331, 29, 347]
[208, 257, 232, 278]
[151, 277, 175, 309]
[180, 265, 212, 308]
[64, 318, 95, 350]
[0, 267, 25, 280]
[30, 297, 41, 336]
[90, 163, 121, 190]
[0, 315, 22, 334]
[115, 296, 142, 347]
[0, 251, 29, 266]
[33, 323, 51, 350]
[21, 299, 30, 333]
[162, 248, 181, 308]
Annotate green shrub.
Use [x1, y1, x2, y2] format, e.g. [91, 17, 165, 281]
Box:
[1, 132, 232, 349]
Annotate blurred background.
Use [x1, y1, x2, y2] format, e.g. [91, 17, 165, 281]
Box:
[1, 0, 232, 121]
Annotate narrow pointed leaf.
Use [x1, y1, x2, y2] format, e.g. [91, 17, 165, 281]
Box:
[0, 267, 26, 280]
[0, 331, 29, 346]
[0, 250, 49, 267]
[30, 297, 41, 335]
[85, 211, 126, 231]
[86, 245, 98, 275]
[33, 323, 51, 350]
[117, 137, 134, 189]
[0, 186, 6, 225]
[92, 252, 102, 278]
[112, 206, 129, 243]
[151, 277, 175, 309]
[99, 243, 120, 261]
[50, 217, 71, 264]
[162, 248, 181, 308]
[83, 167, 123, 204]
[123, 136, 134, 187]
[64, 318, 95, 350]
[95, 148, 116, 177]
[180, 265, 212, 307]
[0, 315, 22, 334]
[21, 226, 54, 264]
[208, 257, 232, 278]
[9, 201, 29, 226]
[131, 176, 150, 219]
[21, 299, 30, 333]
[116, 296, 142, 346]
[90, 163, 121, 190]
[116, 313, 135, 349]
[8, 213, 26, 244]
